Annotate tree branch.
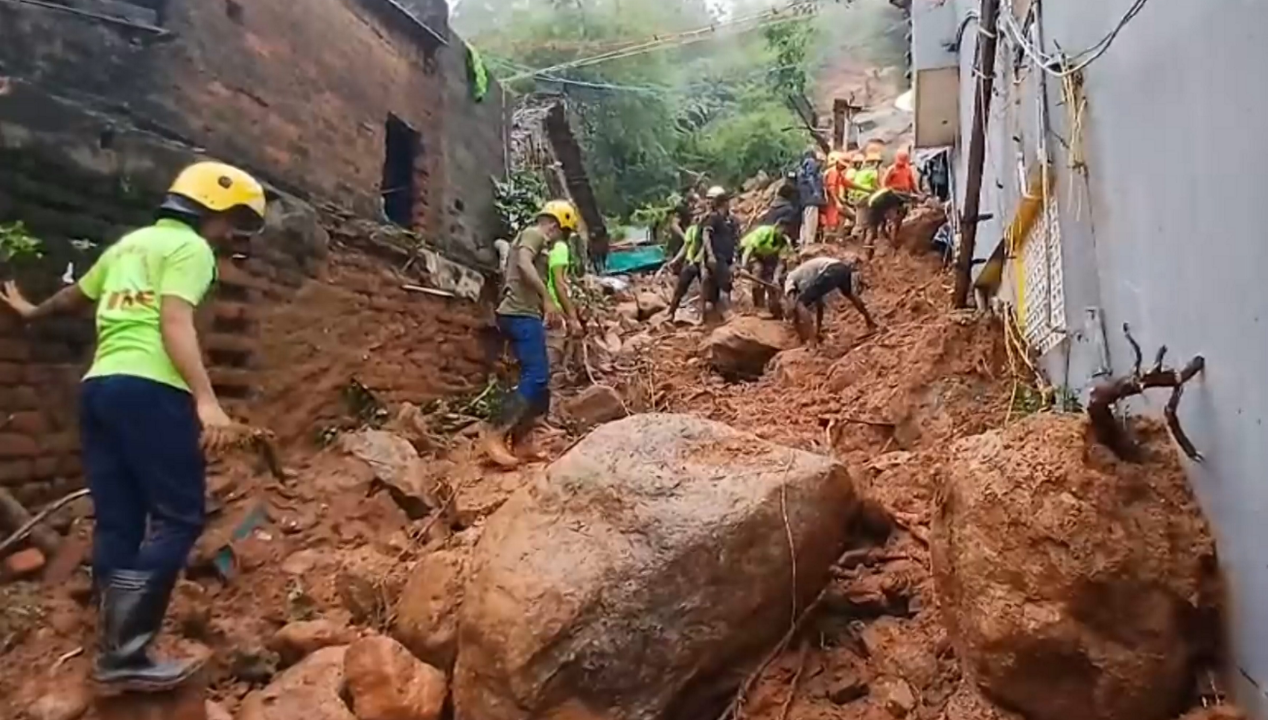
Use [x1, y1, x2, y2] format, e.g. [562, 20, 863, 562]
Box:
[1088, 337, 1206, 462]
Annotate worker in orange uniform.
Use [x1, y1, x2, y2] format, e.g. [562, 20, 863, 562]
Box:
[1, 162, 266, 693]
[882, 146, 920, 194]
[821, 153, 855, 242]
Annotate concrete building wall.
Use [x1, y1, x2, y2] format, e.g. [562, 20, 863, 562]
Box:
[942, 0, 1268, 712]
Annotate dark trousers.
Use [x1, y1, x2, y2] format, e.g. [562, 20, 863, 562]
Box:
[671, 263, 702, 310]
[498, 314, 551, 417]
[81, 376, 206, 583]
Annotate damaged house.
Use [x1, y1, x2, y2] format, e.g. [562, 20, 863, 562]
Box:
[0, 0, 507, 498]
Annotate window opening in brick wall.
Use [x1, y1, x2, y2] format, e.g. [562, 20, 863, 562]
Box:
[381, 114, 420, 228]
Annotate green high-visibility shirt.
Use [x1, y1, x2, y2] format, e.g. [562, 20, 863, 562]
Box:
[682, 224, 702, 263]
[546, 239, 573, 310]
[740, 225, 786, 258]
[77, 218, 217, 392]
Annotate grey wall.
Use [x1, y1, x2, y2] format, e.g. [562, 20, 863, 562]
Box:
[947, 0, 1268, 713]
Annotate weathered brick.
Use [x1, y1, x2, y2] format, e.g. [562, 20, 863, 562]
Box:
[5, 411, 47, 436]
[0, 339, 30, 361]
[2, 386, 40, 411]
[0, 362, 21, 386]
[40, 432, 78, 455]
[31, 456, 58, 479]
[57, 454, 82, 478]
[0, 433, 40, 459]
[0, 460, 34, 484]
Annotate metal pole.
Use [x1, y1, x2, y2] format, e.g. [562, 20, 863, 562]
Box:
[952, 0, 1000, 308]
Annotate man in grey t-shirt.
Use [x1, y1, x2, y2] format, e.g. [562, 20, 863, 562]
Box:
[782, 256, 876, 343]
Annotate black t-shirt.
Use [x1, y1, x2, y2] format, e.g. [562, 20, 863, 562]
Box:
[704, 210, 740, 263]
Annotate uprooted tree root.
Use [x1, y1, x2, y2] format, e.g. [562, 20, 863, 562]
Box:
[1088, 322, 1206, 462]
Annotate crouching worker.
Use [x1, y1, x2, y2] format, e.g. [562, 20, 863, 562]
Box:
[739, 222, 790, 317]
[782, 256, 877, 344]
[481, 200, 581, 467]
[0, 161, 265, 693]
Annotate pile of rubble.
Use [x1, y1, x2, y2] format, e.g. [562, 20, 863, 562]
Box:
[0, 223, 1240, 720]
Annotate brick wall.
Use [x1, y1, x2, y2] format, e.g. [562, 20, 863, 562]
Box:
[0, 37, 497, 502]
[0, 0, 507, 267]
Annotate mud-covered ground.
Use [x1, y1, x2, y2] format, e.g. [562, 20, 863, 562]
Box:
[0, 230, 1238, 720]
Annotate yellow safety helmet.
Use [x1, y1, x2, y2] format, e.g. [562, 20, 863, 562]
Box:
[537, 199, 580, 232]
[162, 161, 267, 232]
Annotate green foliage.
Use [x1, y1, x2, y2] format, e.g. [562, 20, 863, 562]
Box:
[0, 222, 44, 264]
[464, 0, 905, 220]
[763, 18, 816, 97]
[493, 169, 549, 239]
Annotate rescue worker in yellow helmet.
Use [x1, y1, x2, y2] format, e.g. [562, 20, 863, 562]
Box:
[481, 199, 580, 467]
[0, 161, 266, 693]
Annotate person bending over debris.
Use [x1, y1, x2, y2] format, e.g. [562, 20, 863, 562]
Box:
[699, 186, 739, 323]
[0, 162, 266, 693]
[482, 200, 581, 467]
[782, 255, 877, 344]
[739, 222, 790, 316]
[866, 187, 911, 254]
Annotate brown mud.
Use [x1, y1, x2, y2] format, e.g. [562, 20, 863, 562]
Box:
[0, 228, 1234, 720]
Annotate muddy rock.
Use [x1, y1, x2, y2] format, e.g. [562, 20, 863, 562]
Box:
[897, 203, 947, 254]
[454, 413, 855, 720]
[392, 545, 470, 670]
[339, 430, 439, 518]
[634, 291, 666, 320]
[4, 548, 46, 578]
[345, 636, 448, 720]
[877, 677, 916, 718]
[384, 403, 443, 455]
[25, 685, 90, 720]
[238, 645, 353, 720]
[932, 415, 1219, 720]
[268, 619, 358, 666]
[701, 316, 796, 379]
[562, 384, 627, 430]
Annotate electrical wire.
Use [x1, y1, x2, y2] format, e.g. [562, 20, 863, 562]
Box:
[503, 1, 817, 81]
[999, 0, 1153, 77]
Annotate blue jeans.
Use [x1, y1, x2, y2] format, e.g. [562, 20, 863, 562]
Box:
[498, 314, 550, 417]
[80, 376, 206, 582]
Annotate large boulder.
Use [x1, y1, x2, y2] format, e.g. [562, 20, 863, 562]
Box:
[932, 415, 1219, 720]
[453, 413, 856, 720]
[701, 316, 796, 379]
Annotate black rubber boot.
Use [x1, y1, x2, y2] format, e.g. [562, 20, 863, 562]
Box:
[93, 570, 203, 693]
